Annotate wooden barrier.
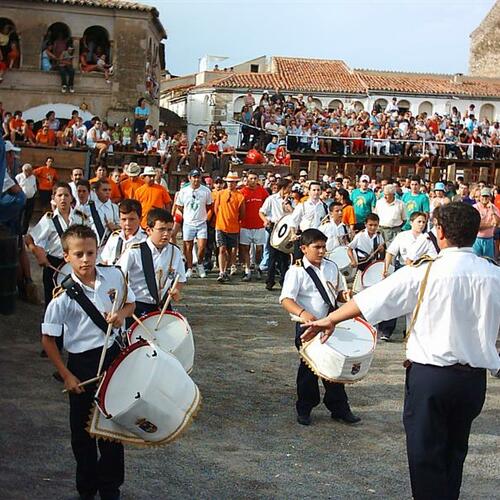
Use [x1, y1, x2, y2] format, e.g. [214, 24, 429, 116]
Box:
[363, 164, 376, 180]
[344, 162, 357, 180]
[446, 163, 457, 182]
[494, 168, 500, 186]
[463, 168, 472, 183]
[308, 161, 319, 180]
[380, 164, 392, 179]
[478, 167, 489, 183]
[415, 166, 426, 180]
[430, 167, 441, 182]
[289, 159, 301, 178]
[398, 165, 409, 178]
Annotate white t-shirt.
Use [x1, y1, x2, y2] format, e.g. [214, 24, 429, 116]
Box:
[15, 172, 37, 199]
[386, 230, 420, 264]
[176, 184, 212, 226]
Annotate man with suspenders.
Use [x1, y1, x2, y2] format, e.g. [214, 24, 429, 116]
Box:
[100, 199, 146, 265]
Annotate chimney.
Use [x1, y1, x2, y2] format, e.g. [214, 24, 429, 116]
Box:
[452, 73, 464, 84]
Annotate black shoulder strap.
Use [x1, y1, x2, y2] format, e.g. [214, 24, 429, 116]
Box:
[51, 215, 64, 237]
[428, 231, 440, 254]
[89, 201, 105, 240]
[61, 275, 109, 334]
[139, 241, 159, 305]
[304, 266, 336, 314]
[114, 237, 124, 264]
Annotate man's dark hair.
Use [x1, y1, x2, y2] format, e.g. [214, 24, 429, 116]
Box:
[329, 201, 343, 212]
[309, 181, 321, 189]
[46, 156, 54, 162]
[300, 228, 328, 246]
[146, 208, 173, 228]
[119, 198, 142, 218]
[76, 179, 90, 190]
[433, 203, 479, 247]
[410, 175, 421, 183]
[61, 224, 97, 252]
[366, 213, 380, 223]
[52, 181, 71, 195]
[278, 178, 292, 191]
[92, 179, 110, 191]
[410, 211, 427, 222]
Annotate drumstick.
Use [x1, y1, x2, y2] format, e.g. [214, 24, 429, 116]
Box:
[61, 375, 102, 394]
[96, 289, 119, 379]
[132, 313, 156, 341]
[154, 275, 180, 331]
[47, 264, 64, 274]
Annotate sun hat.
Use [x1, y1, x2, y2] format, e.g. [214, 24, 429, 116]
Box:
[223, 171, 240, 182]
[141, 166, 157, 176]
[480, 187, 491, 197]
[124, 162, 141, 177]
[434, 182, 446, 191]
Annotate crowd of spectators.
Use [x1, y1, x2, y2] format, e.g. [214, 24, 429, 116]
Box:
[238, 91, 500, 161]
[0, 22, 20, 82]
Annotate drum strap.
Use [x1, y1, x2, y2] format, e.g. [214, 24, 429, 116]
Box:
[61, 275, 109, 334]
[304, 266, 336, 314]
[140, 242, 159, 305]
[114, 237, 124, 264]
[51, 215, 64, 237]
[89, 201, 105, 240]
[427, 232, 440, 254]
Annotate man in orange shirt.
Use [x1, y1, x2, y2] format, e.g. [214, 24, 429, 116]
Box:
[135, 166, 172, 227]
[214, 171, 245, 282]
[33, 156, 58, 209]
[9, 110, 26, 142]
[119, 162, 144, 199]
[90, 164, 122, 203]
[35, 121, 56, 147]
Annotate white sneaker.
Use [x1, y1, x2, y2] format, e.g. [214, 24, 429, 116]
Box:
[185, 268, 193, 279]
[197, 264, 206, 278]
[230, 265, 237, 276]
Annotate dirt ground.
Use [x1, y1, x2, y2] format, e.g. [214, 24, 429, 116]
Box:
[0, 267, 499, 500]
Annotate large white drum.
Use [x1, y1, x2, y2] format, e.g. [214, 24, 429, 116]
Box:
[53, 262, 73, 287]
[361, 260, 394, 288]
[270, 214, 296, 254]
[95, 340, 201, 445]
[328, 246, 351, 271]
[128, 311, 194, 373]
[299, 318, 376, 383]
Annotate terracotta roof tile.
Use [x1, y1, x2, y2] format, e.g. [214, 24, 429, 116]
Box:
[28, 0, 157, 13]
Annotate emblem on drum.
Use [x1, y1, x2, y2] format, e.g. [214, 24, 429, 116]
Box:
[351, 363, 361, 375]
[136, 418, 158, 433]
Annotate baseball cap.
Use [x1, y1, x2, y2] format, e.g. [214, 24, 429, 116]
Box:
[360, 174, 370, 182]
[189, 169, 201, 177]
[299, 170, 308, 177]
[480, 187, 492, 197]
[434, 182, 446, 191]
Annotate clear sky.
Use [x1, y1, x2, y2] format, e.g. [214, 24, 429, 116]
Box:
[154, 0, 496, 76]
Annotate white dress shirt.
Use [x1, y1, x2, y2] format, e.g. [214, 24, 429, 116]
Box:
[354, 247, 500, 372]
[406, 230, 439, 262]
[387, 230, 421, 264]
[348, 230, 384, 260]
[259, 192, 290, 223]
[42, 266, 135, 354]
[117, 238, 186, 304]
[100, 228, 147, 265]
[280, 256, 345, 319]
[176, 184, 212, 226]
[321, 221, 349, 253]
[15, 172, 37, 199]
[29, 208, 84, 258]
[374, 197, 407, 228]
[290, 198, 328, 231]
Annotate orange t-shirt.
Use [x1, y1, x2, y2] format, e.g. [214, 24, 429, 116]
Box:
[494, 194, 500, 212]
[342, 204, 356, 226]
[9, 118, 25, 131]
[35, 129, 56, 146]
[90, 176, 122, 203]
[135, 183, 172, 226]
[33, 166, 57, 191]
[120, 177, 145, 200]
[214, 189, 245, 233]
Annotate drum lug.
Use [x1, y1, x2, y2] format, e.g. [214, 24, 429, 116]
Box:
[135, 392, 141, 399]
[152, 350, 157, 357]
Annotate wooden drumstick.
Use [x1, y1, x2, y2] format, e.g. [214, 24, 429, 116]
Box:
[96, 289, 119, 378]
[62, 375, 102, 394]
[154, 275, 180, 331]
[132, 313, 156, 341]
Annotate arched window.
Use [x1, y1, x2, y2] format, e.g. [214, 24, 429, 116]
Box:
[0, 18, 20, 69]
[80, 26, 111, 67]
[398, 99, 411, 112]
[233, 95, 247, 115]
[353, 101, 364, 112]
[479, 103, 495, 122]
[418, 101, 433, 116]
[328, 99, 343, 111]
[373, 98, 388, 112]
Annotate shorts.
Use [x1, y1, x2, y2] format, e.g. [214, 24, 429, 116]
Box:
[239, 227, 266, 246]
[122, 137, 131, 146]
[183, 222, 208, 241]
[216, 230, 239, 249]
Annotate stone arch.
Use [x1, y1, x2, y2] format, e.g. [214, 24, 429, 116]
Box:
[0, 18, 20, 69]
[373, 98, 388, 112]
[398, 99, 411, 112]
[353, 101, 364, 112]
[479, 103, 495, 122]
[43, 22, 72, 56]
[232, 95, 248, 115]
[328, 99, 343, 111]
[418, 101, 433, 116]
[80, 25, 111, 65]
[23, 103, 94, 125]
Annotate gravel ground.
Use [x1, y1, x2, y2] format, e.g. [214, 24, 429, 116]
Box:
[0, 267, 498, 500]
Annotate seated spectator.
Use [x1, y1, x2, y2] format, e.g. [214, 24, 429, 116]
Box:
[244, 144, 266, 165]
[86, 119, 108, 159]
[58, 46, 75, 94]
[121, 118, 132, 148]
[7, 41, 20, 69]
[9, 110, 25, 143]
[41, 42, 56, 71]
[24, 120, 36, 145]
[134, 134, 147, 154]
[71, 116, 87, 147]
[35, 121, 56, 146]
[96, 52, 113, 83]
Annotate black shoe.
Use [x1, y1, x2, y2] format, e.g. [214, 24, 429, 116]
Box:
[331, 410, 361, 424]
[242, 273, 251, 282]
[265, 282, 274, 291]
[297, 414, 312, 426]
[40, 349, 48, 358]
[52, 371, 64, 383]
[379, 335, 390, 341]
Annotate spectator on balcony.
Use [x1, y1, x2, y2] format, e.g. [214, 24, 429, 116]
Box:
[244, 91, 255, 109]
[71, 116, 87, 147]
[385, 97, 399, 114]
[134, 97, 150, 135]
[133, 133, 147, 154]
[41, 42, 57, 72]
[96, 51, 112, 84]
[58, 46, 75, 94]
[121, 118, 132, 148]
[244, 144, 266, 165]
[45, 110, 60, 132]
[24, 120, 35, 145]
[7, 41, 20, 69]
[35, 121, 56, 147]
[9, 110, 25, 143]
[79, 50, 99, 73]
[86, 119, 108, 160]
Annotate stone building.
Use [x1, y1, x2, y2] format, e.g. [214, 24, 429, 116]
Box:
[0, 0, 166, 125]
[469, 0, 500, 78]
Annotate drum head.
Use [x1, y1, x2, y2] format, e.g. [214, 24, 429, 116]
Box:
[362, 261, 394, 288]
[54, 262, 72, 287]
[324, 318, 375, 357]
[329, 246, 350, 271]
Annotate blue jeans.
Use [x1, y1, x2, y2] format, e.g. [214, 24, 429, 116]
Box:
[472, 237, 494, 258]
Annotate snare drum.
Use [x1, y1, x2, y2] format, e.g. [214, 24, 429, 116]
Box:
[361, 260, 394, 288]
[328, 246, 351, 271]
[270, 215, 296, 254]
[128, 311, 194, 373]
[95, 339, 201, 444]
[299, 318, 376, 383]
[53, 262, 72, 287]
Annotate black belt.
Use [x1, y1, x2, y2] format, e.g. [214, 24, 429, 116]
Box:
[406, 360, 485, 373]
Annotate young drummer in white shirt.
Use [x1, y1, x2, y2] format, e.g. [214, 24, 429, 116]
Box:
[41, 225, 135, 500]
[280, 228, 360, 426]
[321, 201, 350, 255]
[117, 208, 186, 324]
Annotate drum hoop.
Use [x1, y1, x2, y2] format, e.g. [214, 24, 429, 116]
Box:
[97, 339, 150, 417]
[127, 310, 191, 343]
[361, 260, 385, 287]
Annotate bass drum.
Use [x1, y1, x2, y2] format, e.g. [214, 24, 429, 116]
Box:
[270, 214, 296, 254]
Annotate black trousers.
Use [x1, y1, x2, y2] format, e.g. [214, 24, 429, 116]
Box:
[294, 324, 349, 417]
[403, 362, 486, 500]
[67, 343, 124, 499]
[43, 255, 64, 350]
[266, 226, 290, 287]
[21, 196, 35, 235]
[59, 66, 75, 87]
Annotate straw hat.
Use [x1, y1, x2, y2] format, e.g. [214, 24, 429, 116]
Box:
[124, 162, 141, 177]
[141, 166, 157, 176]
[223, 171, 241, 182]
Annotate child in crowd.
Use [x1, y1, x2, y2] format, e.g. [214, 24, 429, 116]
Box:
[321, 201, 350, 255]
[121, 118, 132, 148]
[41, 224, 135, 500]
